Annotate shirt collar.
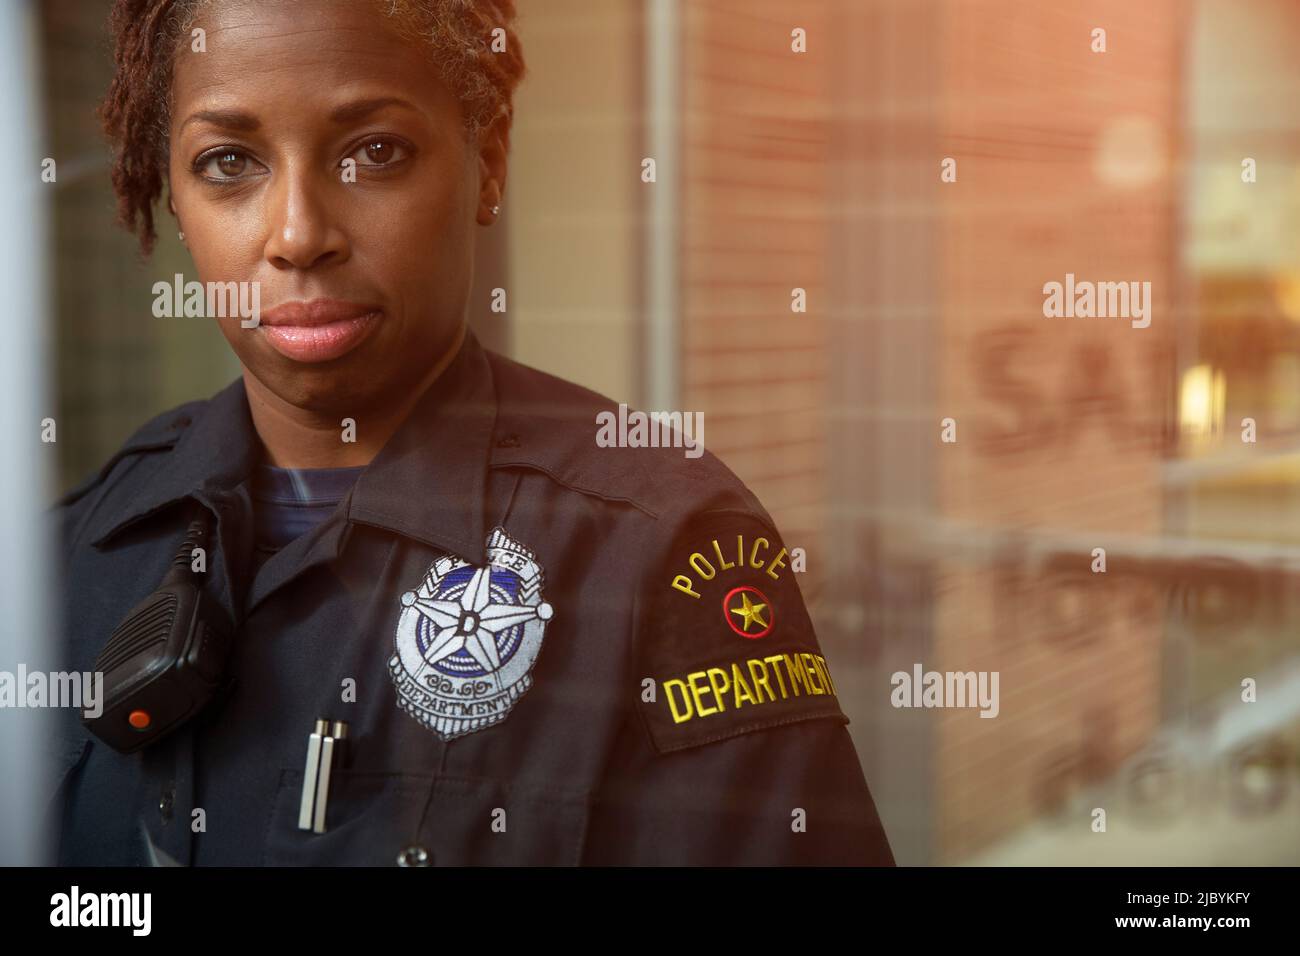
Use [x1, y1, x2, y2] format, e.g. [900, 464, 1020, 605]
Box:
[347, 328, 496, 564]
[90, 328, 497, 566]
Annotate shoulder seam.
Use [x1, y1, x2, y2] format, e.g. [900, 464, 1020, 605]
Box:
[54, 436, 180, 510]
[53, 397, 206, 510]
[488, 459, 662, 520]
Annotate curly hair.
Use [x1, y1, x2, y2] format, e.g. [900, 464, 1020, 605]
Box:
[99, 0, 526, 255]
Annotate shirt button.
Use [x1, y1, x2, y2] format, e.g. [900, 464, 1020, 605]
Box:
[159, 784, 175, 824]
[397, 845, 431, 867]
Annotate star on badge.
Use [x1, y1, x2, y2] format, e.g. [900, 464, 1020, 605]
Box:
[389, 527, 554, 740]
[399, 565, 553, 673]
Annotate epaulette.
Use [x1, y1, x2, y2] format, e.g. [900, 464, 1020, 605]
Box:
[54, 399, 206, 509]
[484, 349, 766, 522]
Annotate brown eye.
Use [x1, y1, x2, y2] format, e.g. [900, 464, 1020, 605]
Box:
[364, 141, 394, 164]
[215, 151, 246, 177]
[351, 138, 409, 167]
[193, 148, 265, 183]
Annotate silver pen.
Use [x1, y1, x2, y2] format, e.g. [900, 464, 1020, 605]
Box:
[297, 719, 329, 831]
[312, 720, 350, 834]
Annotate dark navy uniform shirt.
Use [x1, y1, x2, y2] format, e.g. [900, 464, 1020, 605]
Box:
[46, 328, 895, 866]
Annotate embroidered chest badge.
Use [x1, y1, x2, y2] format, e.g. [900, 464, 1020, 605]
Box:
[389, 527, 554, 741]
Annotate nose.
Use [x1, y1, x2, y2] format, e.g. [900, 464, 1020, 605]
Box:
[262, 160, 350, 270]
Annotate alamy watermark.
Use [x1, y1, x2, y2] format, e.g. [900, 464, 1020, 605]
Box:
[890, 663, 1000, 718]
[0, 667, 103, 718]
[50, 886, 151, 936]
[1042, 272, 1151, 329]
[152, 274, 261, 328]
[596, 403, 704, 459]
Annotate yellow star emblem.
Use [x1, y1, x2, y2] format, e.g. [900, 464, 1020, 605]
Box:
[729, 591, 769, 633]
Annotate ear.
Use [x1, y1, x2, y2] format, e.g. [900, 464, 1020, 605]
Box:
[475, 113, 510, 225]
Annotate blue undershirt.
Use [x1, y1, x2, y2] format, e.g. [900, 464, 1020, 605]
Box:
[250, 463, 365, 572]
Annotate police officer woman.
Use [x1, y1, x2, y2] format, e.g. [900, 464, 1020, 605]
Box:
[51, 0, 895, 867]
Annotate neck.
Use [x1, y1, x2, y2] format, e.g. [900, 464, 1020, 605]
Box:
[245, 323, 468, 469]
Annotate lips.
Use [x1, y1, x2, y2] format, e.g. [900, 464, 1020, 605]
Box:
[258, 298, 382, 363]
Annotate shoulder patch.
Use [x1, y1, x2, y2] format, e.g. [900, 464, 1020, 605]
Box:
[635, 510, 848, 754]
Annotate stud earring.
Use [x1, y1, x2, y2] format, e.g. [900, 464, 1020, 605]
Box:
[490, 205, 500, 217]
[178, 231, 185, 242]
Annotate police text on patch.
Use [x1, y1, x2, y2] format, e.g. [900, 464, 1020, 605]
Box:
[670, 532, 787, 599]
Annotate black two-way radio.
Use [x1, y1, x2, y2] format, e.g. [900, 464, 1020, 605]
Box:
[82, 502, 235, 753]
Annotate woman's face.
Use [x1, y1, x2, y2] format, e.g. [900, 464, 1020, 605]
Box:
[167, 0, 503, 417]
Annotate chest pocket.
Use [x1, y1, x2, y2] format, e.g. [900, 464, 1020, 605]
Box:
[261, 769, 590, 866]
